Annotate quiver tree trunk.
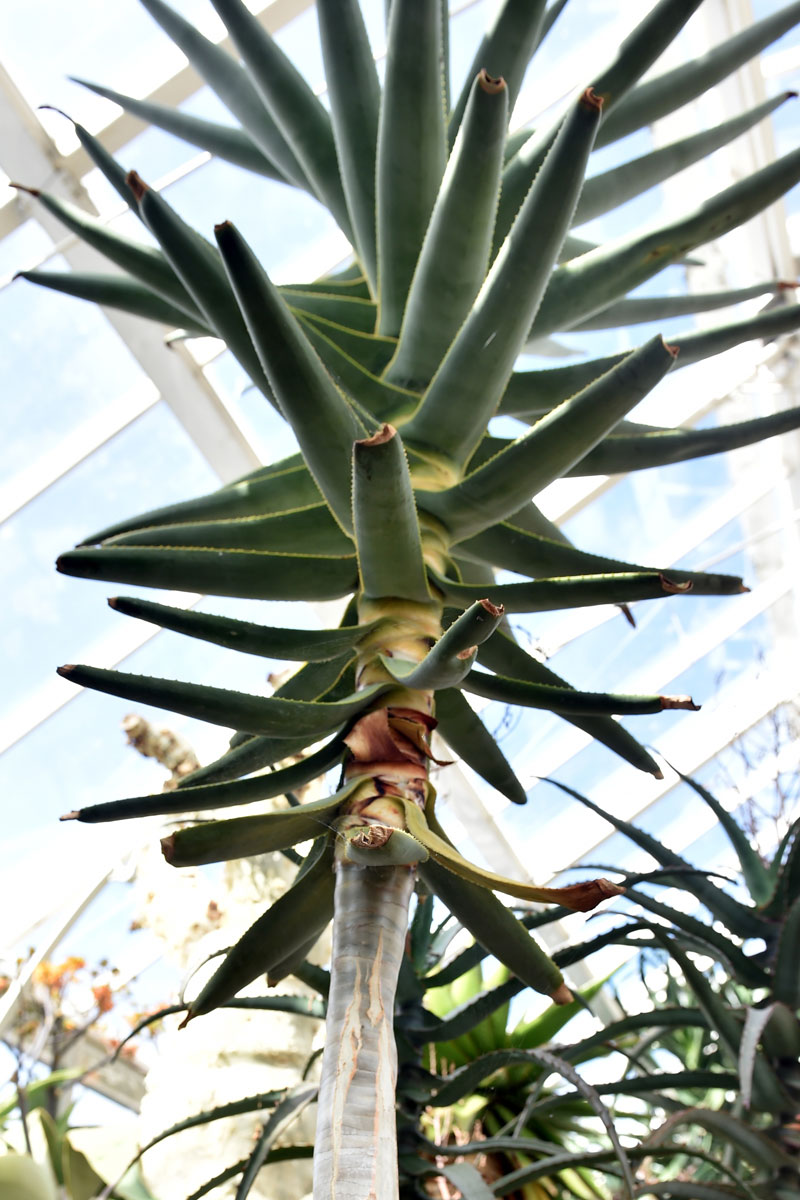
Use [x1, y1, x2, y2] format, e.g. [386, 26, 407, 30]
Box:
[314, 595, 441, 1200]
[314, 864, 416, 1199]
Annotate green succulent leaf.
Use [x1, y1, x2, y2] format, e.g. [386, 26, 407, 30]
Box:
[162, 778, 368, 866]
[234, 1084, 318, 1200]
[137, 0, 308, 188]
[478, 631, 662, 777]
[15, 268, 210, 332]
[565, 404, 800, 477]
[352, 424, 431, 603]
[283, 289, 377, 333]
[656, 934, 791, 1115]
[78, 457, 320, 544]
[57, 545, 359, 602]
[376, 0, 447, 335]
[173, 733, 318, 787]
[215, 220, 370, 532]
[439, 1164, 494, 1200]
[209, 0, 351, 237]
[596, 0, 800, 148]
[53, 109, 136, 212]
[386, 69, 509, 390]
[297, 316, 418, 424]
[434, 688, 527, 806]
[663, 760, 773, 905]
[425, 335, 677, 538]
[105, 505, 352, 557]
[532, 146, 800, 338]
[18, 186, 200, 316]
[575, 92, 797, 225]
[403, 87, 603, 466]
[316, 0, 380, 290]
[496, 0, 705, 242]
[447, 0, 546, 143]
[298, 311, 397, 376]
[381, 600, 504, 690]
[56, 662, 389, 739]
[63, 737, 345, 823]
[571, 281, 794, 331]
[430, 568, 747, 614]
[263, 655, 355, 704]
[132, 177, 276, 403]
[646, 1106, 795, 1174]
[462, 668, 700, 718]
[188, 838, 336, 1018]
[405, 798, 622, 911]
[502, 303, 800, 419]
[419, 858, 565, 1000]
[625, 888, 768, 989]
[107, 596, 377, 662]
[456, 516, 741, 591]
[71, 77, 285, 179]
[772, 895, 800, 1011]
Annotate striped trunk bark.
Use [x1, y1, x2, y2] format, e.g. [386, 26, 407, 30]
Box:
[313, 596, 441, 1199]
[313, 863, 416, 1199]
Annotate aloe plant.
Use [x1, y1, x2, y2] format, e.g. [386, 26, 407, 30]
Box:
[535, 764, 800, 1198]
[19, 0, 800, 1195]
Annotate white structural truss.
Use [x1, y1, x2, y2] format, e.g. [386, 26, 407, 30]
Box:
[1, 0, 799, 1111]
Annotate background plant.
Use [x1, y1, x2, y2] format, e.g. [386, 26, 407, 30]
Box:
[15, 0, 800, 1196]
[532, 755, 800, 1200]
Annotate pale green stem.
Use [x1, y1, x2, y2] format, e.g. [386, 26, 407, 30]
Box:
[313, 862, 416, 1200]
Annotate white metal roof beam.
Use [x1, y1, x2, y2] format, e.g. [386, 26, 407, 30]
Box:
[0, 63, 261, 484]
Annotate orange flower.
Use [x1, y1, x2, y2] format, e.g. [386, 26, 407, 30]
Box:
[33, 956, 85, 990]
[92, 984, 114, 1013]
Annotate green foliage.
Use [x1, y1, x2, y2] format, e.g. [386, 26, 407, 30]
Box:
[533, 763, 800, 1198]
[21, 0, 800, 1192]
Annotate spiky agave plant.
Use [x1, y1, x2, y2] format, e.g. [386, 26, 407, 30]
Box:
[535, 767, 800, 1198]
[19, 0, 800, 1195]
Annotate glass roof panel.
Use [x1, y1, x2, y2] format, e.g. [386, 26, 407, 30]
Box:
[0, 254, 154, 483]
[0, 400, 219, 725]
[4, 1, 219, 152]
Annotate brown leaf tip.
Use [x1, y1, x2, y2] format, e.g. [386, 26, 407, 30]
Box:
[126, 170, 148, 201]
[160, 835, 176, 864]
[596, 878, 626, 899]
[778, 280, 798, 290]
[479, 598, 504, 618]
[663, 339, 680, 359]
[9, 182, 40, 197]
[659, 573, 692, 594]
[581, 86, 603, 112]
[60, 811, 80, 821]
[57, 664, 76, 677]
[478, 69, 506, 94]
[661, 694, 701, 712]
[107, 597, 120, 610]
[550, 984, 574, 1006]
[358, 423, 396, 447]
[177, 1011, 193, 1031]
[214, 220, 234, 234]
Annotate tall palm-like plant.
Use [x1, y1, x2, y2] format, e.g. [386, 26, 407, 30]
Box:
[17, 0, 800, 1195]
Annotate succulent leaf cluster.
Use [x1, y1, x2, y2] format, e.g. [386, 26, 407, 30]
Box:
[22, 0, 800, 1036]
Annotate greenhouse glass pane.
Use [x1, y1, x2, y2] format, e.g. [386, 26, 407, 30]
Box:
[0, 402, 218, 724]
[1, 255, 151, 484]
[0, 217, 52, 278]
[5, 0, 216, 152]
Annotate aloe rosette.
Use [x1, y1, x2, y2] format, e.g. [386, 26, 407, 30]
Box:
[21, 0, 800, 1196]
